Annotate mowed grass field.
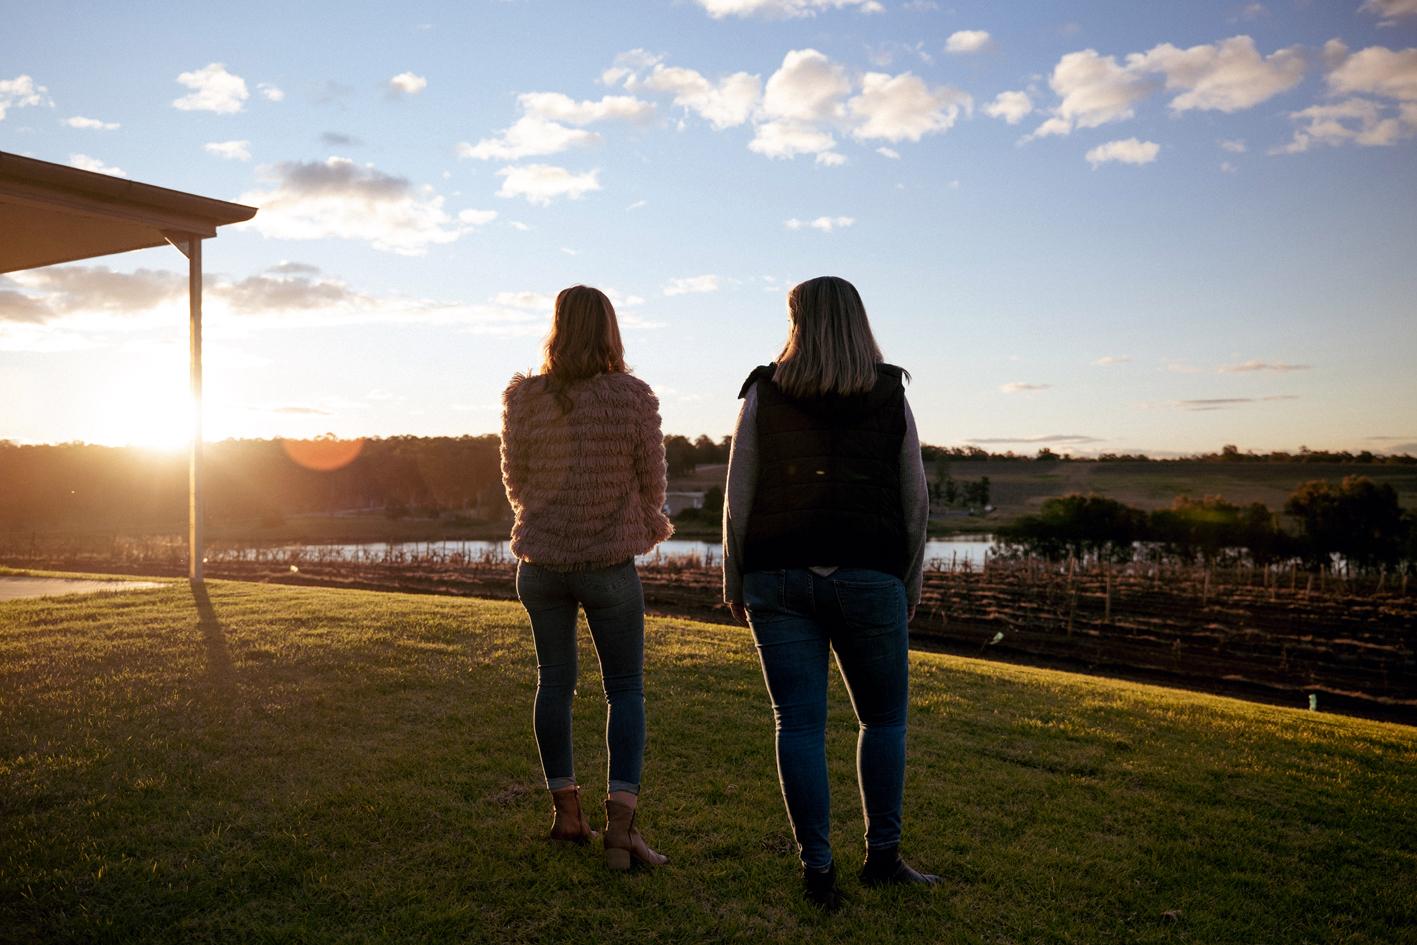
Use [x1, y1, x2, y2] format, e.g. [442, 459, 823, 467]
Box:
[1, 575, 1414, 945]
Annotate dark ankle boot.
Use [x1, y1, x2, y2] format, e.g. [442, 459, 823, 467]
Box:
[548, 785, 596, 844]
[603, 798, 668, 870]
[802, 861, 846, 913]
[860, 845, 940, 887]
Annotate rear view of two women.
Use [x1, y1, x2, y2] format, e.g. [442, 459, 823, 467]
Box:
[499, 277, 933, 910]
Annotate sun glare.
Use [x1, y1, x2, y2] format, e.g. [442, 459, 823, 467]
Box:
[89, 351, 195, 452]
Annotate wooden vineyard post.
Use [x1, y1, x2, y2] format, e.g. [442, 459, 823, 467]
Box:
[1105, 570, 1112, 623]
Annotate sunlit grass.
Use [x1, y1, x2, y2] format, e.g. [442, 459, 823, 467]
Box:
[1, 576, 1413, 944]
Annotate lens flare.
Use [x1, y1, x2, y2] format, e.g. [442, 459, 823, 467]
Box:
[281, 436, 364, 472]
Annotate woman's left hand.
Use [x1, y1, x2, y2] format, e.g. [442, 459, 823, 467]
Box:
[729, 601, 748, 625]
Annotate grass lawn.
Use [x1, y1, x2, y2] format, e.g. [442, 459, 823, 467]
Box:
[2, 577, 1414, 944]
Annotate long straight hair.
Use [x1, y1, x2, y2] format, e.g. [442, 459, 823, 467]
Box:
[541, 285, 627, 412]
[773, 276, 890, 398]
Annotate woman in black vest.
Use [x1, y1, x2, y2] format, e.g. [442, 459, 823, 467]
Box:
[722, 275, 933, 911]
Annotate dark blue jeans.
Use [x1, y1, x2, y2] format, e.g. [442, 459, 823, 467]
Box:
[516, 559, 646, 795]
[743, 567, 910, 871]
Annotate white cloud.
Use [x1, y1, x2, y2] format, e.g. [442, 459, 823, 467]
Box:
[457, 208, 498, 226]
[945, 30, 992, 54]
[848, 71, 971, 142]
[662, 274, 721, 296]
[643, 65, 761, 129]
[1085, 137, 1160, 168]
[1361, 0, 1417, 24]
[1031, 36, 1305, 137]
[749, 119, 839, 159]
[68, 153, 127, 177]
[1275, 97, 1417, 153]
[1135, 35, 1305, 113]
[694, 0, 883, 19]
[785, 215, 854, 231]
[1219, 137, 1247, 152]
[984, 90, 1032, 124]
[1327, 45, 1417, 101]
[458, 116, 599, 160]
[0, 74, 52, 121]
[601, 49, 665, 87]
[495, 164, 601, 205]
[238, 157, 476, 255]
[204, 139, 251, 161]
[876, 146, 900, 158]
[1218, 359, 1311, 373]
[1031, 49, 1155, 137]
[1220, 160, 1238, 173]
[5, 266, 182, 317]
[389, 72, 428, 96]
[64, 115, 119, 131]
[459, 92, 653, 160]
[1093, 355, 1131, 366]
[258, 83, 285, 102]
[1001, 382, 1051, 393]
[763, 49, 852, 123]
[172, 62, 248, 114]
[519, 91, 654, 124]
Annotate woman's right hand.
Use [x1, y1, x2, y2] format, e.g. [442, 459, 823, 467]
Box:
[729, 601, 748, 625]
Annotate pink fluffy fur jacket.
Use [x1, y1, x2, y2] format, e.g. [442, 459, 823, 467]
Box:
[500, 370, 673, 569]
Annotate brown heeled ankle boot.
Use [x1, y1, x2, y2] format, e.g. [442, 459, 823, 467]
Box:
[603, 798, 668, 870]
[549, 785, 596, 844]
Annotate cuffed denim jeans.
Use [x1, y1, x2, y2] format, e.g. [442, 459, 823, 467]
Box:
[516, 559, 646, 795]
[743, 567, 910, 871]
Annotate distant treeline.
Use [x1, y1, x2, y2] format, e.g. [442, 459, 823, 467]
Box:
[998, 476, 1417, 574]
[923, 443, 1417, 464]
[0, 435, 1413, 533]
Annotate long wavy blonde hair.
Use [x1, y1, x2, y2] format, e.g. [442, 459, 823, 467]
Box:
[772, 276, 887, 397]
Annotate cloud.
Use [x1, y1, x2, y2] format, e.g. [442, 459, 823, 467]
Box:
[1361, 0, 1417, 24]
[1275, 96, 1417, 153]
[321, 132, 360, 147]
[459, 92, 652, 160]
[1218, 359, 1311, 372]
[258, 83, 284, 102]
[984, 90, 1032, 124]
[1174, 395, 1299, 411]
[848, 71, 971, 142]
[1031, 36, 1305, 137]
[967, 434, 1104, 445]
[642, 65, 761, 129]
[495, 164, 601, 205]
[64, 115, 119, 130]
[1134, 36, 1305, 113]
[764, 49, 852, 123]
[663, 274, 721, 296]
[388, 72, 428, 96]
[6, 266, 183, 317]
[1030, 49, 1156, 137]
[204, 139, 251, 161]
[0, 287, 53, 323]
[1218, 137, 1247, 152]
[0, 74, 52, 121]
[693, 0, 884, 19]
[1327, 45, 1417, 101]
[601, 49, 665, 86]
[1000, 382, 1051, 393]
[213, 264, 367, 314]
[876, 146, 900, 158]
[68, 153, 127, 177]
[750, 119, 839, 159]
[272, 405, 333, 416]
[238, 157, 483, 255]
[1093, 355, 1131, 366]
[785, 215, 854, 231]
[172, 63, 248, 114]
[945, 30, 992, 54]
[1085, 137, 1160, 168]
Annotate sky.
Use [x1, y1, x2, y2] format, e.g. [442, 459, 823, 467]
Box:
[2, 0, 1416, 456]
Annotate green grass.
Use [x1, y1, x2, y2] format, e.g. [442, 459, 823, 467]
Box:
[2, 577, 1414, 944]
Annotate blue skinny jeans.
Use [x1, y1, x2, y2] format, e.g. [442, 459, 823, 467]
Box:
[516, 559, 646, 795]
[743, 567, 911, 871]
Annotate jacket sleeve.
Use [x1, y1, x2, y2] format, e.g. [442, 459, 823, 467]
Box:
[722, 385, 759, 605]
[499, 379, 527, 509]
[635, 384, 674, 545]
[900, 396, 929, 611]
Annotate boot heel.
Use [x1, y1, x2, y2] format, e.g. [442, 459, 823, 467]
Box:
[605, 847, 632, 871]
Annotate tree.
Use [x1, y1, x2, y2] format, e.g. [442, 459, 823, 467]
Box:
[1285, 476, 1405, 572]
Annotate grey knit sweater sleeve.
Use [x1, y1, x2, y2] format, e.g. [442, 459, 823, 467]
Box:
[722, 387, 929, 609]
[722, 385, 759, 605]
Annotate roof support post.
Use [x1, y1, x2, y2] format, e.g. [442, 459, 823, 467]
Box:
[188, 238, 203, 582]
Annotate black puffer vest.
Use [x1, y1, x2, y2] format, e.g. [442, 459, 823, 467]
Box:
[740, 363, 908, 578]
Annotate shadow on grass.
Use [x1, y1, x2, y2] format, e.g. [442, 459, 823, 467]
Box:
[191, 579, 235, 698]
